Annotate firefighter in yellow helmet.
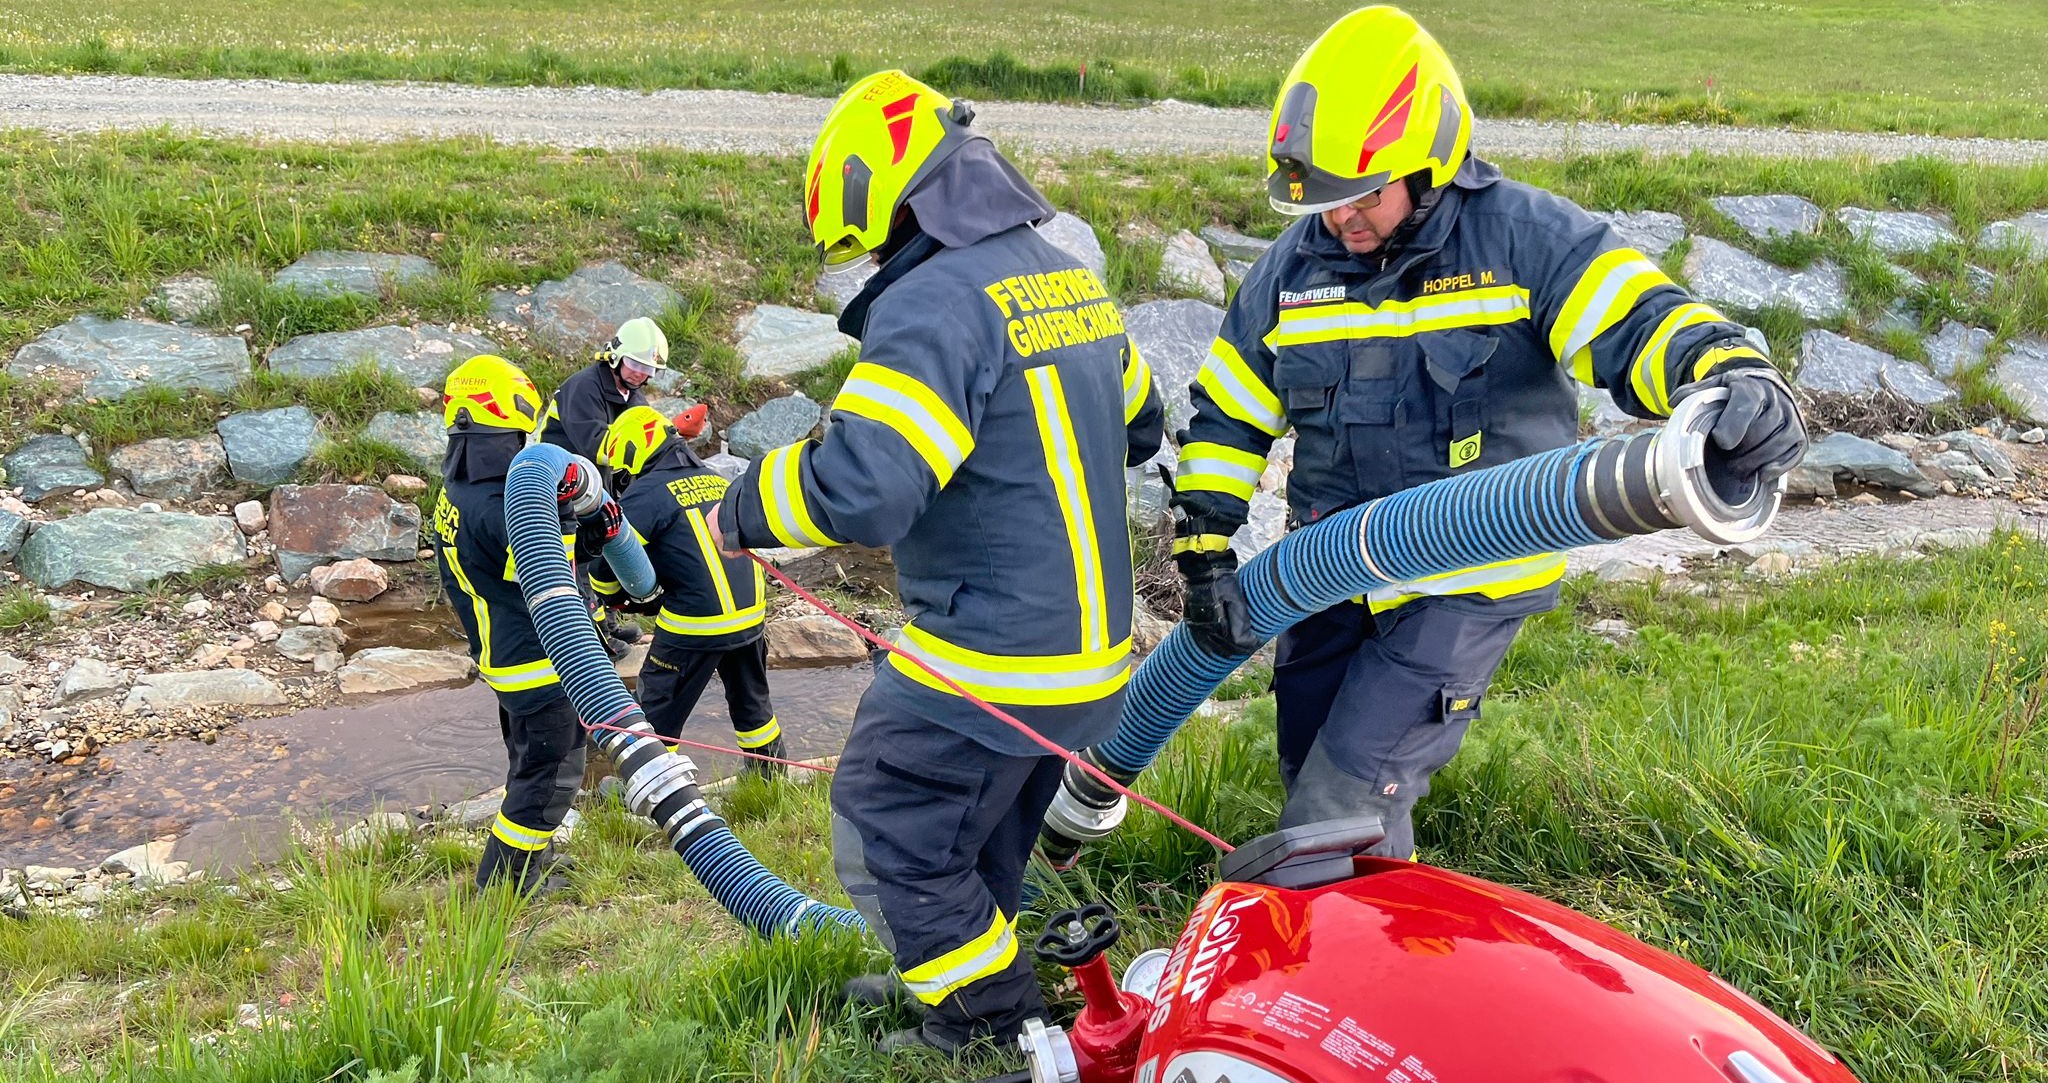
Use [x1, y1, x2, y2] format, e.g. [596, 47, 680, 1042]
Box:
[588, 406, 787, 776]
[434, 354, 603, 895]
[708, 70, 1163, 1054]
[1171, 6, 1806, 855]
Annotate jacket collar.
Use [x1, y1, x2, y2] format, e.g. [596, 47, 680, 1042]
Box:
[836, 228, 946, 341]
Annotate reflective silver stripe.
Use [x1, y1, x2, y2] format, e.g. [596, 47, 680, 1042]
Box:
[1275, 289, 1529, 341]
[891, 627, 1132, 693]
[900, 923, 1016, 999]
[836, 369, 973, 479]
[1177, 451, 1263, 490]
[1364, 554, 1568, 604]
[1195, 348, 1286, 435]
[1558, 254, 1667, 362]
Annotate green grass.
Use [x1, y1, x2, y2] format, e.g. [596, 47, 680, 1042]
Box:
[3, 1, 2048, 138]
[0, 586, 53, 632]
[4, 542, 2045, 1080]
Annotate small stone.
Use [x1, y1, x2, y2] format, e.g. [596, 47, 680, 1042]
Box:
[102, 839, 187, 886]
[312, 651, 345, 674]
[382, 474, 428, 496]
[276, 625, 347, 661]
[192, 643, 233, 668]
[72, 882, 104, 904]
[309, 558, 390, 602]
[58, 658, 124, 704]
[25, 865, 82, 888]
[303, 597, 340, 628]
[333, 647, 475, 693]
[264, 576, 287, 594]
[234, 500, 268, 536]
[337, 811, 414, 848]
[765, 614, 871, 667]
[438, 789, 507, 828]
[1745, 551, 1795, 576]
[237, 1003, 263, 1029]
[152, 274, 221, 323]
[230, 636, 254, 651]
[180, 598, 212, 618]
[1850, 492, 1883, 507]
[2021, 428, 2046, 444]
[249, 620, 281, 642]
[1588, 618, 1638, 643]
[257, 601, 288, 623]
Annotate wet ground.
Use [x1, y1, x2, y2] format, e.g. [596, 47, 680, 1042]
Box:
[0, 665, 871, 872]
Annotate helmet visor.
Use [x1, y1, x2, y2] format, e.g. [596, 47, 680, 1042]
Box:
[618, 354, 659, 385]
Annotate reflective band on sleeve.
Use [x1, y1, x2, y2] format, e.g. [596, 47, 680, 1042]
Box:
[759, 444, 840, 549]
[889, 624, 1133, 707]
[1176, 441, 1266, 502]
[1550, 248, 1674, 384]
[492, 812, 554, 852]
[1194, 338, 1287, 437]
[1122, 342, 1154, 425]
[832, 362, 976, 486]
[1267, 286, 1530, 348]
[1364, 553, 1569, 612]
[734, 716, 782, 749]
[589, 576, 621, 594]
[1628, 302, 1724, 413]
[1690, 343, 1767, 383]
[1026, 365, 1110, 654]
[1171, 533, 1234, 556]
[900, 908, 1018, 1005]
[656, 602, 767, 637]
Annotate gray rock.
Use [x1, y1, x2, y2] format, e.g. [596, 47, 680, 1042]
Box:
[1124, 299, 1227, 433]
[268, 483, 423, 581]
[1589, 209, 1687, 258]
[360, 412, 447, 472]
[8, 317, 251, 399]
[1934, 431, 2017, 481]
[1870, 298, 1919, 336]
[766, 614, 869, 667]
[1925, 449, 1993, 488]
[271, 250, 437, 300]
[16, 508, 245, 590]
[814, 261, 878, 314]
[1796, 330, 1955, 406]
[217, 407, 320, 486]
[0, 508, 26, 562]
[1785, 461, 1837, 500]
[3, 435, 105, 502]
[1994, 338, 2048, 425]
[703, 452, 749, 481]
[334, 647, 475, 694]
[725, 394, 822, 460]
[1965, 265, 1997, 296]
[267, 324, 500, 388]
[152, 275, 220, 323]
[123, 669, 286, 712]
[276, 625, 348, 662]
[101, 839, 188, 886]
[1836, 207, 1960, 254]
[485, 288, 531, 328]
[438, 789, 508, 828]
[2022, 428, 2047, 444]
[0, 689, 17, 742]
[1224, 259, 1255, 286]
[1977, 211, 2048, 254]
[1926, 321, 1993, 378]
[1681, 238, 1846, 320]
[1799, 432, 1937, 495]
[525, 262, 683, 353]
[1036, 214, 1107, 280]
[1710, 194, 1822, 241]
[58, 658, 124, 703]
[1230, 491, 1288, 564]
[734, 305, 856, 380]
[1160, 231, 1227, 304]
[1199, 225, 1275, 263]
[107, 437, 229, 502]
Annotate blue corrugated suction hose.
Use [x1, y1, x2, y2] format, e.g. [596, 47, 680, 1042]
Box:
[503, 443, 863, 936]
[1040, 389, 1781, 862]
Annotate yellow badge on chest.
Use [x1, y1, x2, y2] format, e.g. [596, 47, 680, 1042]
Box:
[1449, 431, 1483, 469]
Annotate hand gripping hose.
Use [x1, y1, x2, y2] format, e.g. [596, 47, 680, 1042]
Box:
[1039, 389, 1782, 864]
[502, 443, 863, 936]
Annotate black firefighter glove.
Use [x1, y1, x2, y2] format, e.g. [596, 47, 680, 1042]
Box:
[1175, 548, 1261, 657]
[1673, 362, 1809, 490]
[574, 500, 624, 565]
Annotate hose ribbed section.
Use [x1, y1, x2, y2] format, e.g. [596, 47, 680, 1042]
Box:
[1099, 441, 1611, 776]
[503, 444, 863, 937]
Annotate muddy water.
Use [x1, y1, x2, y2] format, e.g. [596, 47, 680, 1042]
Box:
[0, 666, 871, 872]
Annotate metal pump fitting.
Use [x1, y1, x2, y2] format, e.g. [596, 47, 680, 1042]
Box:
[1019, 1018, 1081, 1083]
[1039, 751, 1134, 869]
[1573, 386, 1783, 547]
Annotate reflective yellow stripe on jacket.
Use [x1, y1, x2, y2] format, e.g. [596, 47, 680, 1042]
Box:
[1266, 285, 1531, 348]
[888, 623, 1132, 707]
[1549, 247, 1674, 386]
[1361, 552, 1569, 613]
[443, 545, 561, 693]
[1177, 441, 1266, 503]
[758, 444, 840, 549]
[832, 362, 977, 486]
[900, 909, 1018, 1006]
[1122, 342, 1154, 425]
[650, 507, 769, 638]
[1025, 364, 1110, 654]
[1194, 338, 1286, 437]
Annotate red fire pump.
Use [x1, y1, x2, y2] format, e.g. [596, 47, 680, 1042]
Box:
[1014, 818, 1863, 1083]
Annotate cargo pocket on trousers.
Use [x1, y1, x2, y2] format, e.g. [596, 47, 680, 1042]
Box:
[868, 755, 985, 879]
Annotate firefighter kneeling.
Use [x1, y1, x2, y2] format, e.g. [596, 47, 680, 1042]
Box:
[434, 354, 617, 894]
[589, 406, 787, 775]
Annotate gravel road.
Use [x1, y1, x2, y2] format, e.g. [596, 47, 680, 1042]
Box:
[7, 73, 2048, 163]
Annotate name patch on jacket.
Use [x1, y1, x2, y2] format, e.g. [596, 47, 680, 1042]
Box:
[1278, 285, 1346, 307]
[666, 474, 729, 507]
[983, 270, 1125, 358]
[432, 492, 461, 544]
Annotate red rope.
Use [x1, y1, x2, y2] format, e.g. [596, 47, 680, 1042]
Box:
[748, 553, 1235, 855]
[583, 719, 834, 773]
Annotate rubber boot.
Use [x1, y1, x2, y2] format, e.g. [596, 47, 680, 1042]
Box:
[476, 836, 569, 898]
[843, 973, 921, 1013]
[741, 735, 790, 781]
[879, 994, 1038, 1058]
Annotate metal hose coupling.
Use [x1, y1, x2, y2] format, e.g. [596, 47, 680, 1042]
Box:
[1039, 748, 1137, 870]
[1573, 385, 1782, 546]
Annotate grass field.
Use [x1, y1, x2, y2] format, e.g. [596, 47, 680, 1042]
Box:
[1, 542, 2043, 1081]
[3, 1, 2048, 138]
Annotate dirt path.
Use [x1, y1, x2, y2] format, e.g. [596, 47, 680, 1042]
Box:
[8, 73, 2048, 163]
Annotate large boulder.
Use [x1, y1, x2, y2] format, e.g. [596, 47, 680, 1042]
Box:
[522, 262, 683, 352]
[1835, 207, 1960, 255]
[1925, 321, 1992, 378]
[1796, 330, 1955, 406]
[1123, 299, 1226, 434]
[1995, 338, 2048, 425]
[1709, 194, 1821, 241]
[1160, 230, 1228, 304]
[1036, 214, 1107, 281]
[735, 305, 856, 380]
[1682, 238, 1846, 321]
[14, 508, 246, 590]
[107, 436, 230, 502]
[725, 394, 823, 460]
[4, 435, 104, 502]
[122, 669, 286, 712]
[1798, 432, 1937, 496]
[1588, 209, 1687, 258]
[334, 647, 475, 694]
[359, 412, 448, 472]
[7, 317, 250, 399]
[217, 406, 320, 486]
[267, 324, 499, 388]
[1934, 431, 2018, 482]
[1198, 225, 1275, 263]
[766, 614, 869, 667]
[1978, 211, 2048, 254]
[268, 484, 422, 581]
[271, 251, 437, 299]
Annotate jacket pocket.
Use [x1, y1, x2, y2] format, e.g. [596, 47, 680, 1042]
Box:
[1422, 331, 1497, 470]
